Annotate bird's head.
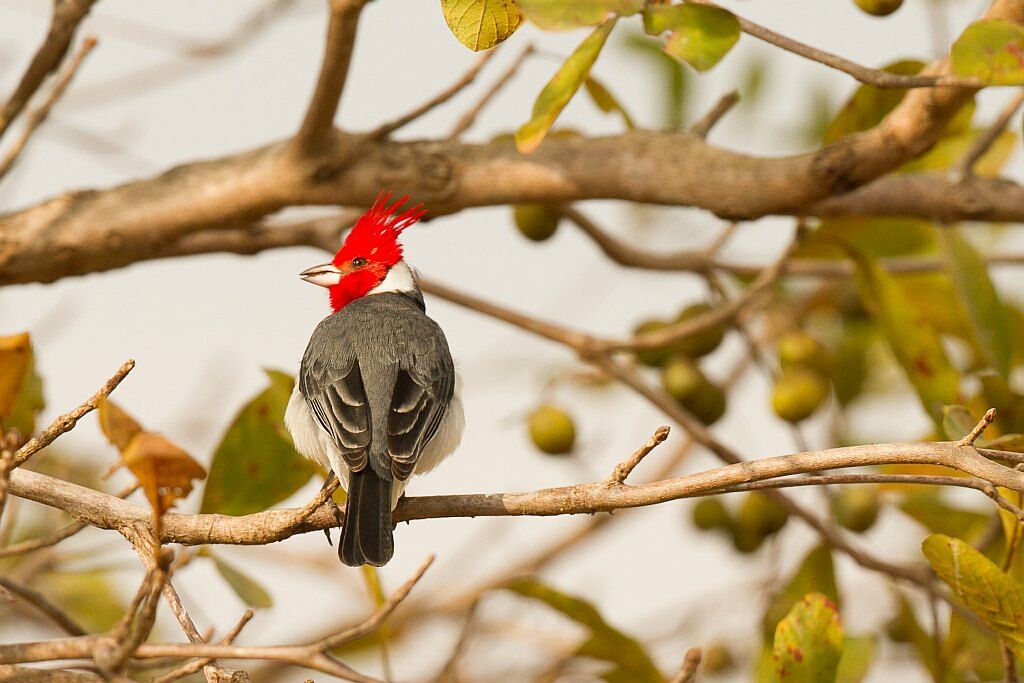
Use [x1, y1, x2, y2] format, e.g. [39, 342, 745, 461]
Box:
[300, 192, 426, 311]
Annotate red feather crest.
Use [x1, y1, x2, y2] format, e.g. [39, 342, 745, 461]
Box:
[333, 192, 426, 268]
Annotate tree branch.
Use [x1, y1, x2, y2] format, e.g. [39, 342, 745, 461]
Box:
[0, 0, 98, 141]
[293, 0, 368, 153]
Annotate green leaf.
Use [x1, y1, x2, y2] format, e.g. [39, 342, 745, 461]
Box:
[644, 5, 739, 72]
[900, 493, 991, 546]
[773, 592, 844, 683]
[940, 228, 1012, 377]
[622, 30, 689, 128]
[516, 19, 616, 154]
[824, 60, 924, 143]
[987, 433, 1024, 453]
[8, 348, 44, 436]
[849, 247, 959, 427]
[584, 76, 635, 128]
[941, 404, 976, 441]
[201, 370, 316, 516]
[518, 0, 640, 30]
[40, 570, 126, 633]
[205, 548, 273, 609]
[506, 577, 664, 682]
[922, 533, 1024, 658]
[836, 636, 876, 683]
[763, 544, 839, 641]
[441, 0, 523, 51]
[951, 19, 1024, 85]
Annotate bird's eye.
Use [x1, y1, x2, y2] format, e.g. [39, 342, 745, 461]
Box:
[351, 257, 368, 268]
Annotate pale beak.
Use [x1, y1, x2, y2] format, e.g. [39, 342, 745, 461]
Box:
[299, 263, 343, 288]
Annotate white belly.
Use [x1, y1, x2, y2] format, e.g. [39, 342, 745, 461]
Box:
[284, 373, 464, 508]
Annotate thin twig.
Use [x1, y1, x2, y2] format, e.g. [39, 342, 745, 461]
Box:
[448, 44, 534, 138]
[607, 426, 671, 484]
[0, 0, 98, 141]
[689, 0, 981, 89]
[960, 408, 996, 446]
[371, 48, 501, 140]
[0, 575, 88, 637]
[13, 359, 135, 468]
[689, 91, 739, 138]
[0, 36, 98, 182]
[955, 90, 1024, 178]
[151, 610, 255, 683]
[669, 646, 702, 683]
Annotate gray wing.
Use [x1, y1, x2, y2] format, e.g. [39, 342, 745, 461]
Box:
[300, 293, 455, 481]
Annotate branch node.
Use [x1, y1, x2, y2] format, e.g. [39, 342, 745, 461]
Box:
[960, 408, 997, 446]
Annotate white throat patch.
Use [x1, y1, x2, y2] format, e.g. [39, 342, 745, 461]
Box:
[368, 260, 417, 296]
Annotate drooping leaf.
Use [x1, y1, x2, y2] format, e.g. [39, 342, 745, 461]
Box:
[922, 533, 1024, 658]
[516, 19, 616, 154]
[506, 577, 664, 682]
[203, 548, 273, 609]
[644, 4, 739, 72]
[940, 228, 1012, 377]
[824, 60, 924, 143]
[951, 20, 1024, 85]
[849, 247, 959, 427]
[97, 398, 144, 452]
[201, 370, 316, 516]
[123, 431, 207, 518]
[0, 332, 32, 420]
[763, 544, 839, 640]
[441, 0, 523, 51]
[622, 29, 689, 128]
[941, 404, 976, 441]
[773, 592, 844, 683]
[518, 0, 640, 30]
[900, 129, 1017, 176]
[584, 76, 635, 128]
[887, 592, 940, 678]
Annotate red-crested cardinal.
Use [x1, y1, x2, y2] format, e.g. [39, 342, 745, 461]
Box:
[285, 193, 464, 566]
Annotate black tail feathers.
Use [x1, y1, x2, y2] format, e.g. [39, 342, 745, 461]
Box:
[340, 468, 394, 567]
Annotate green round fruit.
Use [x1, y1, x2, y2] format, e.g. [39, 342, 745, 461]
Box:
[528, 404, 576, 455]
[633, 319, 673, 367]
[686, 382, 727, 426]
[854, 0, 903, 16]
[739, 492, 790, 537]
[672, 303, 726, 358]
[731, 522, 763, 553]
[662, 356, 707, 403]
[777, 331, 829, 374]
[701, 643, 735, 673]
[832, 487, 880, 533]
[885, 614, 911, 643]
[771, 368, 829, 422]
[513, 204, 559, 242]
[692, 498, 731, 531]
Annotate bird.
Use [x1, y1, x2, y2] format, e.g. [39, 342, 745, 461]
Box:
[285, 192, 464, 567]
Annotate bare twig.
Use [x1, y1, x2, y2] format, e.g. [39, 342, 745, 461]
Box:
[371, 49, 501, 140]
[0, 0, 98, 141]
[13, 359, 135, 468]
[961, 408, 997, 446]
[670, 646, 702, 683]
[689, 91, 739, 138]
[0, 36, 97, 182]
[0, 575, 88, 637]
[448, 44, 534, 138]
[607, 426, 671, 484]
[954, 89, 1024, 178]
[151, 610, 255, 683]
[293, 0, 368, 152]
[689, 0, 981, 89]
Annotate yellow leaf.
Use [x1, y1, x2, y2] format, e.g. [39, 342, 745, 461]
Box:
[441, 0, 523, 52]
[123, 431, 206, 518]
[0, 332, 32, 419]
[97, 398, 144, 452]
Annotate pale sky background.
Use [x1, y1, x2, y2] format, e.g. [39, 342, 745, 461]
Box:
[1, 0, 1021, 680]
